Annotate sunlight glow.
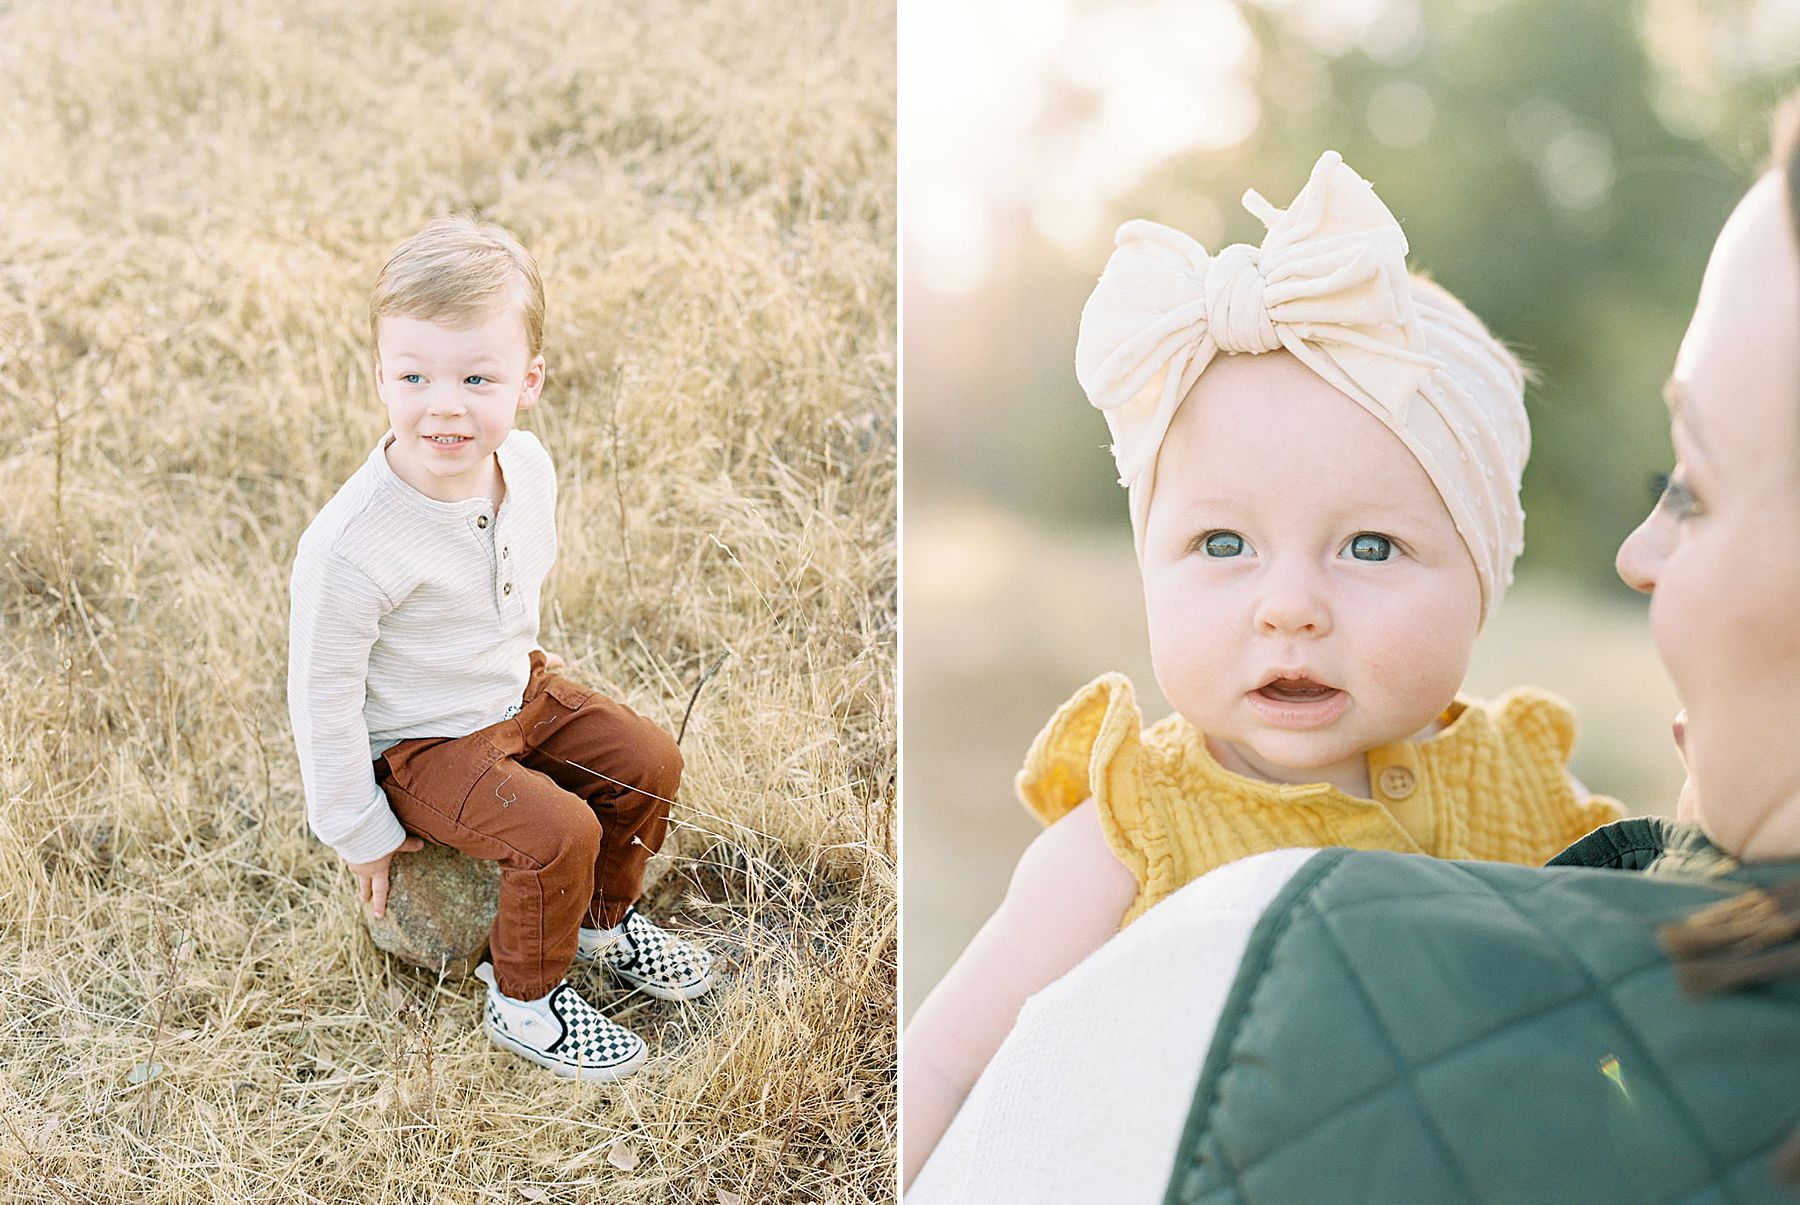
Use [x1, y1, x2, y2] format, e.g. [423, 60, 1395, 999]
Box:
[905, 0, 1259, 293]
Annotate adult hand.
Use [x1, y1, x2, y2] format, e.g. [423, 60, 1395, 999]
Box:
[347, 835, 424, 918]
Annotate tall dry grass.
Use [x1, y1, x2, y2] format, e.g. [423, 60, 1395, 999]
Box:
[0, 0, 895, 1200]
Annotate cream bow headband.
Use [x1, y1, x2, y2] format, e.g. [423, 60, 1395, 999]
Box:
[1075, 150, 1528, 622]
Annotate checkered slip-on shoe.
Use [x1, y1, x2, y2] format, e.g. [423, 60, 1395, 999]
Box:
[473, 962, 647, 1082]
[575, 907, 715, 1001]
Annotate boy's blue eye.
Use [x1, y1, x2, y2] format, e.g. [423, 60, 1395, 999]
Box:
[401, 373, 423, 385]
[465, 375, 488, 386]
[1202, 531, 1245, 558]
[1346, 533, 1394, 561]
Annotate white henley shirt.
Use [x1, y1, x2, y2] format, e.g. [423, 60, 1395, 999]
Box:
[287, 429, 557, 865]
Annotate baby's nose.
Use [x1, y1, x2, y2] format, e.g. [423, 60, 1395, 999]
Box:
[1253, 576, 1331, 636]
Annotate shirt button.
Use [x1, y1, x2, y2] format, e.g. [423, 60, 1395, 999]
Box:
[502, 546, 509, 558]
[1378, 765, 1416, 799]
[476, 515, 489, 529]
[503, 582, 512, 595]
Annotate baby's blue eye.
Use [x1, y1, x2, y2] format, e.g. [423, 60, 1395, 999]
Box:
[465, 375, 488, 386]
[1203, 531, 1245, 558]
[1347, 533, 1394, 561]
[401, 373, 423, 385]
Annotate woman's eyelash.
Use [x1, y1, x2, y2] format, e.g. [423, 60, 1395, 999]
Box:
[1650, 471, 1701, 517]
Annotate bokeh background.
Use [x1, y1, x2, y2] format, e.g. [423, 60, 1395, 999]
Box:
[903, 0, 1800, 1016]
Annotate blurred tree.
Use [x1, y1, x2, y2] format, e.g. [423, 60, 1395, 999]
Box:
[906, 0, 1800, 594]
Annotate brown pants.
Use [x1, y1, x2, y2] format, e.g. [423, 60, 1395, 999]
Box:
[374, 652, 681, 1000]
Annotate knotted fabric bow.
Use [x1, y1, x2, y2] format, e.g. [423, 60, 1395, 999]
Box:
[1075, 151, 1528, 621]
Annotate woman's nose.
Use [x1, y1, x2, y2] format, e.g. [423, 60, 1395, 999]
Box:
[1615, 512, 1666, 594]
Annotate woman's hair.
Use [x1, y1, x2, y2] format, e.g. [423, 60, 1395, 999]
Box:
[1659, 879, 1800, 1179]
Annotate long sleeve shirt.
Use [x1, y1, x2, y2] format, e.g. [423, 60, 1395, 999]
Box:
[287, 429, 557, 864]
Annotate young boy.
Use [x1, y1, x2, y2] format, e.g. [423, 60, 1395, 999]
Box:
[288, 216, 712, 1081]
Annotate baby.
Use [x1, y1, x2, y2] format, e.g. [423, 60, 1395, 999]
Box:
[288, 216, 712, 1081]
[903, 152, 1624, 1182]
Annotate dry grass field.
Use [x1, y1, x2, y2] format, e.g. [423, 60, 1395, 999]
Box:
[0, 1, 895, 1201]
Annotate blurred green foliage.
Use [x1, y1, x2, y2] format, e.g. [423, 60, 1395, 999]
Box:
[906, 0, 1800, 594]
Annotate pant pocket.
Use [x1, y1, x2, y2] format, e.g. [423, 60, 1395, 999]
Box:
[544, 676, 596, 710]
[382, 735, 509, 826]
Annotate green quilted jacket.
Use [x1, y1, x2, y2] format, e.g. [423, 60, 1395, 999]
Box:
[1162, 820, 1800, 1204]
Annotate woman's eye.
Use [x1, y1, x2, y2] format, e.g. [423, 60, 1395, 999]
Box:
[1346, 533, 1394, 562]
[1651, 470, 1703, 520]
[1201, 531, 1246, 558]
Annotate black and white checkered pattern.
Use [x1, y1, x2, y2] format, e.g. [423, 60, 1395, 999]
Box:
[482, 978, 646, 1081]
[580, 907, 715, 1001]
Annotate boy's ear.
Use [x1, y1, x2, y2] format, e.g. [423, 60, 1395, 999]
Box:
[517, 354, 547, 411]
[372, 354, 386, 389]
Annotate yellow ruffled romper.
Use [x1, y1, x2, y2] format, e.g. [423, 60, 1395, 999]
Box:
[1017, 673, 1627, 927]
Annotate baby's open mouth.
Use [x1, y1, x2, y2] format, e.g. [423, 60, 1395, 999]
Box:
[1248, 675, 1349, 728]
[428, 435, 471, 444]
[1256, 677, 1339, 702]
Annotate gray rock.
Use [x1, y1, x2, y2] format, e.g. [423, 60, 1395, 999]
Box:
[362, 841, 678, 979]
[364, 841, 500, 978]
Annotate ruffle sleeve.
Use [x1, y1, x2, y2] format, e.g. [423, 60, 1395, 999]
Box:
[1493, 687, 1627, 851]
[1015, 672, 1156, 891]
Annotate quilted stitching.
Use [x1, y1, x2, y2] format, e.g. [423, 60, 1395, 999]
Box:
[1167, 851, 1800, 1204]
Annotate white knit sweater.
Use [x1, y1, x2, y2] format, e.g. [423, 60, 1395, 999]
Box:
[287, 429, 557, 864]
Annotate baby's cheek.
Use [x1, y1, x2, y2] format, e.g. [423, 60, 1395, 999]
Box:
[1144, 603, 1230, 718]
[1355, 617, 1469, 720]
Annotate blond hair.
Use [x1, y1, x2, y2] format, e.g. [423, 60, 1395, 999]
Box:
[369, 215, 545, 360]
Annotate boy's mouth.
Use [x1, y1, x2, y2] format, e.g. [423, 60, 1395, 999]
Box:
[427, 435, 472, 445]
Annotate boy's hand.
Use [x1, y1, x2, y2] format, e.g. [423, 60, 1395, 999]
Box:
[347, 835, 425, 918]
[542, 651, 566, 670]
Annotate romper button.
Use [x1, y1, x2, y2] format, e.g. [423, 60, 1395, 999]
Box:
[502, 546, 509, 558]
[503, 582, 512, 595]
[476, 515, 489, 529]
[1378, 765, 1416, 799]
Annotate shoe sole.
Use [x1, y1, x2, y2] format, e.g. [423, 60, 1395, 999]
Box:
[485, 1020, 647, 1082]
[604, 964, 716, 1002]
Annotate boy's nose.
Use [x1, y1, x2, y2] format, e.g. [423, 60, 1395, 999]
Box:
[427, 385, 468, 415]
[1615, 513, 1666, 595]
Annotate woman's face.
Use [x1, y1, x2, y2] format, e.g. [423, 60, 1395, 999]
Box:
[1616, 172, 1800, 861]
